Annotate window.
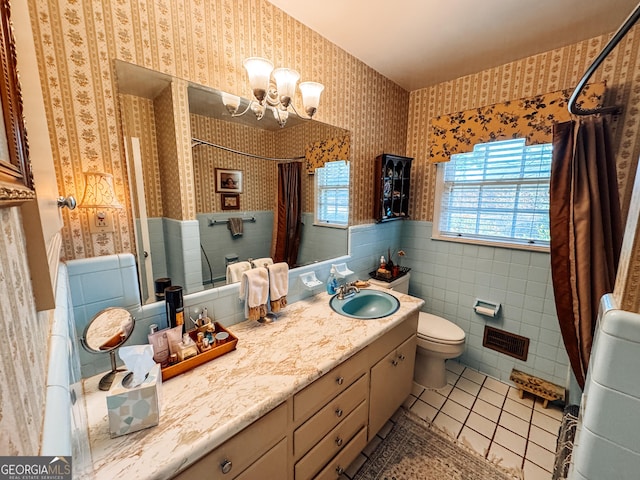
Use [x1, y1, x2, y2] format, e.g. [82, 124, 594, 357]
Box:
[315, 160, 349, 227]
[433, 138, 551, 250]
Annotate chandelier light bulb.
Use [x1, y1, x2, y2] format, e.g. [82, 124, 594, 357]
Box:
[272, 68, 300, 108]
[299, 81, 325, 118]
[239, 57, 323, 125]
[221, 92, 241, 115]
[243, 57, 274, 104]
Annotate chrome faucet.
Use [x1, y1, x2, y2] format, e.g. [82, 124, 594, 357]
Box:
[336, 282, 360, 300]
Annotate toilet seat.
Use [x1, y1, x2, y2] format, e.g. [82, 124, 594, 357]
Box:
[418, 312, 465, 345]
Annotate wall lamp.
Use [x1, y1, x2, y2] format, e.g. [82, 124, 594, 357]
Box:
[78, 171, 123, 233]
[221, 57, 324, 128]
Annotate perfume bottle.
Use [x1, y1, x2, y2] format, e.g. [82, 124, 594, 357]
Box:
[176, 333, 199, 361]
[147, 324, 170, 367]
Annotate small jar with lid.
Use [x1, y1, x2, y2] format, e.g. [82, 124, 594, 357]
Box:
[176, 333, 199, 361]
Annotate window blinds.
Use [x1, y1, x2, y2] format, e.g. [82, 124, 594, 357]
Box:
[315, 160, 349, 226]
[439, 139, 552, 245]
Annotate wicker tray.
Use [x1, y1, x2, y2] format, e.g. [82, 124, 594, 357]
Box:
[368, 266, 411, 283]
[161, 323, 238, 381]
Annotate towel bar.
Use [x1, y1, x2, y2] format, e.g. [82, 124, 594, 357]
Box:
[208, 216, 256, 227]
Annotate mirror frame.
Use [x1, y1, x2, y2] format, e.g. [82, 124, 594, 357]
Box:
[81, 307, 136, 354]
[0, 0, 34, 205]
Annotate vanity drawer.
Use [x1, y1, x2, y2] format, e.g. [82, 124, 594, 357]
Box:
[172, 402, 287, 480]
[294, 374, 368, 459]
[293, 347, 368, 424]
[235, 438, 287, 480]
[295, 400, 368, 480]
[312, 426, 367, 480]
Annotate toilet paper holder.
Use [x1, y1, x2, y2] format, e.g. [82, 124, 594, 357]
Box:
[473, 299, 500, 318]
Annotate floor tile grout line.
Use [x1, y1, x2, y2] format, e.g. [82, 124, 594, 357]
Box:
[407, 364, 563, 476]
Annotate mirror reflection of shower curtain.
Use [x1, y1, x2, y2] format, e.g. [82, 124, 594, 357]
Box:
[271, 162, 302, 266]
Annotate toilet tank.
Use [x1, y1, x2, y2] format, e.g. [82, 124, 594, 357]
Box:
[369, 273, 410, 294]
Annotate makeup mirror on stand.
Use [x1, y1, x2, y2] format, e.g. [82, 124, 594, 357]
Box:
[81, 307, 136, 391]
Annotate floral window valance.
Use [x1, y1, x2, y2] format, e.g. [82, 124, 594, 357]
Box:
[305, 135, 350, 174]
[428, 82, 606, 163]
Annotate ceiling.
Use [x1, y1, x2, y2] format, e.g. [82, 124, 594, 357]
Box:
[266, 0, 640, 92]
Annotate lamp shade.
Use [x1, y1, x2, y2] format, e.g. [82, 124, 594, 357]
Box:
[243, 57, 274, 103]
[272, 68, 300, 108]
[220, 91, 241, 114]
[79, 172, 123, 209]
[299, 81, 324, 118]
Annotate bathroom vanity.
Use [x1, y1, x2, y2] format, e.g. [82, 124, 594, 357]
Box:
[82, 288, 423, 479]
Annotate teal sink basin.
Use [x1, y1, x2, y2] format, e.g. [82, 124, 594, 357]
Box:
[330, 289, 400, 319]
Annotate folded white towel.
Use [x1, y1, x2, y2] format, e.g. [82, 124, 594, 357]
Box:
[267, 262, 289, 312]
[226, 261, 252, 284]
[239, 267, 269, 320]
[251, 257, 273, 268]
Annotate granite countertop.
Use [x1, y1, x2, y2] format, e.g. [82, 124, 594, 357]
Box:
[82, 288, 424, 479]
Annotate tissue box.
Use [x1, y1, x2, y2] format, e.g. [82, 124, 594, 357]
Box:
[106, 363, 162, 437]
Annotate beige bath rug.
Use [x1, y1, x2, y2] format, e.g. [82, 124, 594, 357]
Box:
[353, 408, 524, 480]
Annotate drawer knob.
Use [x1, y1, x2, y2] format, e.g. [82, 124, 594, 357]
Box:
[392, 359, 399, 366]
[220, 459, 232, 474]
[336, 466, 345, 476]
[398, 353, 406, 361]
[335, 437, 343, 447]
[335, 408, 343, 418]
[336, 376, 344, 385]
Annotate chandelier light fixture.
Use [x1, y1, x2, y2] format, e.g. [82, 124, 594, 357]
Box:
[222, 57, 324, 127]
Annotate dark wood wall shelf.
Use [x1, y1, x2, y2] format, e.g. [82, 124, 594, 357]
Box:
[373, 153, 412, 222]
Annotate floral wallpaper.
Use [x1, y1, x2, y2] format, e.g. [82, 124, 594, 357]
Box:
[406, 27, 640, 311]
[407, 29, 640, 226]
[0, 208, 48, 454]
[428, 83, 605, 163]
[28, 0, 409, 260]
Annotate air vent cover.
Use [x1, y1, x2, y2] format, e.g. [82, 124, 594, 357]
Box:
[483, 326, 529, 361]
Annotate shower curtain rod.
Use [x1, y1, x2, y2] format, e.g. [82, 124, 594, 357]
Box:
[191, 137, 304, 162]
[569, 2, 640, 115]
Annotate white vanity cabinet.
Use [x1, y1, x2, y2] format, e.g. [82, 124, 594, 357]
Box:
[172, 403, 288, 480]
[293, 347, 370, 479]
[292, 313, 418, 478]
[369, 334, 417, 439]
[85, 290, 425, 480]
[171, 313, 418, 480]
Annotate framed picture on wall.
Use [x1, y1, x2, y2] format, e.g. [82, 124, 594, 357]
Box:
[0, 0, 35, 205]
[221, 193, 240, 210]
[215, 168, 243, 193]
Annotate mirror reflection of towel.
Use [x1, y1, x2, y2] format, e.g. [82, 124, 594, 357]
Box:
[226, 261, 252, 284]
[251, 257, 273, 268]
[228, 217, 244, 237]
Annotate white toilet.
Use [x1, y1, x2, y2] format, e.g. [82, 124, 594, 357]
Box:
[369, 273, 466, 389]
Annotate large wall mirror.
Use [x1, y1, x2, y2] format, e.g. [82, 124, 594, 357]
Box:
[114, 60, 350, 303]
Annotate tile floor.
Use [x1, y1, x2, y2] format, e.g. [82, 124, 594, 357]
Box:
[343, 361, 563, 480]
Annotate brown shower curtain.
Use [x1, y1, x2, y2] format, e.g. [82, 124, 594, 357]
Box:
[550, 116, 622, 389]
[271, 162, 302, 266]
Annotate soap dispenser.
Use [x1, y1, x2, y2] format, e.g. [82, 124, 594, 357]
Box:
[326, 266, 339, 295]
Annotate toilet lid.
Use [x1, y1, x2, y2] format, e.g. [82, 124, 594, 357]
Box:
[418, 312, 465, 344]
